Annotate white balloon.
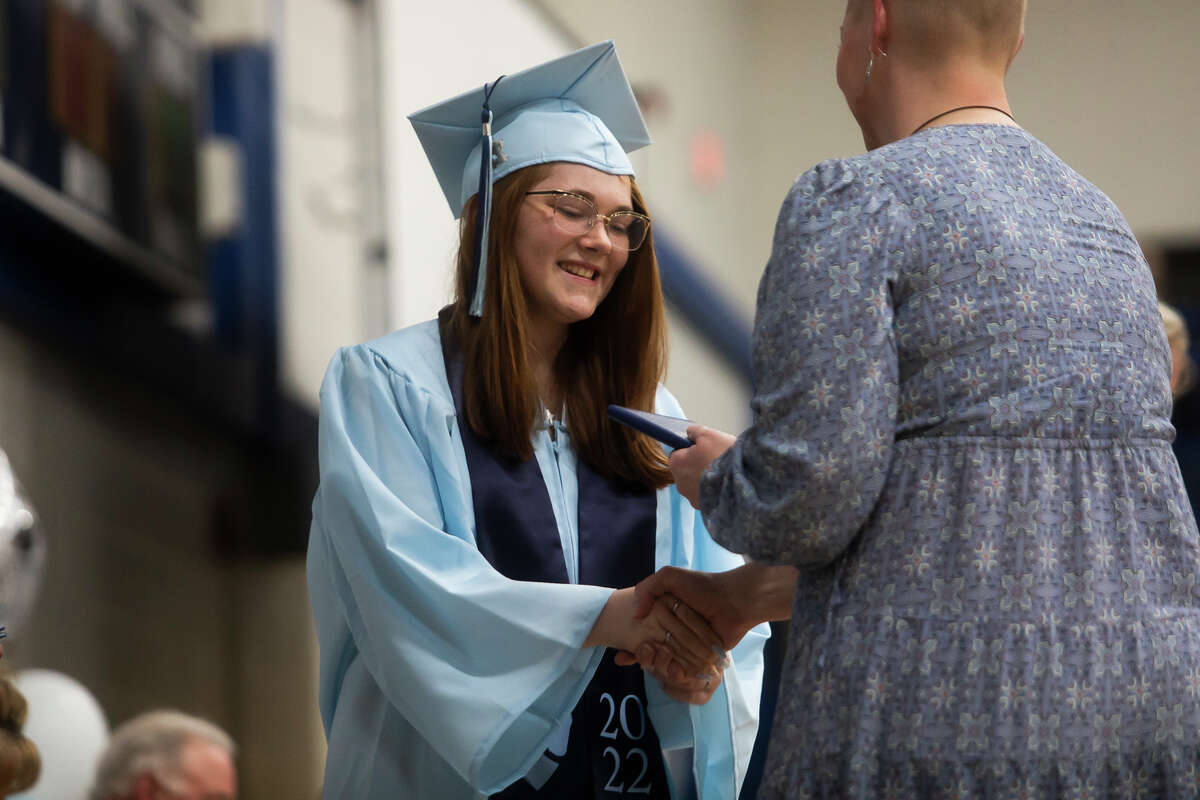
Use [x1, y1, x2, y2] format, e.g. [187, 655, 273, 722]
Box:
[10, 670, 110, 800]
[0, 448, 46, 637]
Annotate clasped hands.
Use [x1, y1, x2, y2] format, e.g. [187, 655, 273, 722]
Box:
[601, 587, 727, 706]
[611, 563, 765, 705]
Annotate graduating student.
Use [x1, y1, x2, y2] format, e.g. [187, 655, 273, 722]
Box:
[306, 42, 768, 800]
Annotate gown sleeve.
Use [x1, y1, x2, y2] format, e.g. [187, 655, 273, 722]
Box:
[699, 160, 904, 568]
[689, 510, 770, 800]
[308, 344, 613, 793]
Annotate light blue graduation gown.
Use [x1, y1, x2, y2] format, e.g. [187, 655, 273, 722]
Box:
[307, 320, 768, 799]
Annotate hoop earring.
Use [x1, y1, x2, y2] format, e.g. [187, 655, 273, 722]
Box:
[866, 46, 887, 81]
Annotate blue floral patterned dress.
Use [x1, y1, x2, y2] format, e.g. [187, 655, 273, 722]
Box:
[700, 124, 1200, 798]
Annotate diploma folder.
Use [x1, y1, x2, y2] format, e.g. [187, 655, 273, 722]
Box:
[606, 405, 693, 449]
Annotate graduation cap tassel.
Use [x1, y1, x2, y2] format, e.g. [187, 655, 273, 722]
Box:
[469, 76, 505, 318]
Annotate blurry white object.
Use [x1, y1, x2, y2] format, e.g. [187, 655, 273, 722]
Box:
[63, 140, 113, 218]
[0, 448, 45, 637]
[199, 136, 243, 238]
[10, 670, 110, 800]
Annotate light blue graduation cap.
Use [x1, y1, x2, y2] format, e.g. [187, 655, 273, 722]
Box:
[409, 40, 651, 317]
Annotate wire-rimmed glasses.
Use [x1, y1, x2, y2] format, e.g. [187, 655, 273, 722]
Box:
[525, 190, 651, 251]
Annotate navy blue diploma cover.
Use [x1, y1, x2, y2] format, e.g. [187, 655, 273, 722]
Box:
[606, 405, 693, 450]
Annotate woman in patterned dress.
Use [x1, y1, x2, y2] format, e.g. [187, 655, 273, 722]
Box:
[640, 0, 1200, 795]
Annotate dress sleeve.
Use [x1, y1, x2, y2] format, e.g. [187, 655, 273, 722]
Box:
[700, 161, 903, 568]
[307, 345, 612, 792]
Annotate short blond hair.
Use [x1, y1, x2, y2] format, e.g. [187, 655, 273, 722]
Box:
[1161, 301, 1189, 351]
[1160, 301, 1195, 398]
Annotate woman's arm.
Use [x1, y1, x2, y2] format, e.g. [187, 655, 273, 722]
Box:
[699, 162, 902, 567]
[633, 562, 798, 650]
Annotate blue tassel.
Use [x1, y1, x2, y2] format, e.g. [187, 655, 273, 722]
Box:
[470, 77, 504, 317]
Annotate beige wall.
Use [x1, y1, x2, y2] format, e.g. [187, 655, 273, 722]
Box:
[1008, 0, 1199, 239]
[275, 0, 376, 409]
[758, 0, 1200, 242]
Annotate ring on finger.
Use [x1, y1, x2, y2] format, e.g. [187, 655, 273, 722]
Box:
[671, 600, 680, 614]
[665, 631, 672, 644]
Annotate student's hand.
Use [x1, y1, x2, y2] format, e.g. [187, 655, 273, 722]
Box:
[669, 426, 736, 508]
[620, 643, 722, 705]
[587, 588, 724, 675]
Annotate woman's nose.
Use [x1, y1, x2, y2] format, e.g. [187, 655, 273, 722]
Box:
[579, 219, 613, 252]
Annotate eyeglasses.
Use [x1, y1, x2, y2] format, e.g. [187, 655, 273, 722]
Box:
[525, 190, 651, 252]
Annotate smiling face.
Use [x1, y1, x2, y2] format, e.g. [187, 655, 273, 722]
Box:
[513, 162, 633, 339]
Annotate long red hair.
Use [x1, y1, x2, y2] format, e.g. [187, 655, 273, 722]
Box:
[448, 164, 672, 489]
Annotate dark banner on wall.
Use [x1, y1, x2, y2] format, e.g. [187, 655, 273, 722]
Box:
[1, 0, 201, 286]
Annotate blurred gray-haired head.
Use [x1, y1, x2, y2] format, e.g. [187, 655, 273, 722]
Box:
[0, 448, 45, 638]
[89, 710, 235, 800]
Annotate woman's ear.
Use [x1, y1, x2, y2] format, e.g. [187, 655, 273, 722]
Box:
[872, 0, 891, 56]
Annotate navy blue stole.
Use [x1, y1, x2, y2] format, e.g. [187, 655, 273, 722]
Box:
[438, 313, 671, 799]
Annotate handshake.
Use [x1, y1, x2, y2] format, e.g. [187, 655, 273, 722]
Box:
[582, 425, 796, 704]
[588, 563, 798, 706]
